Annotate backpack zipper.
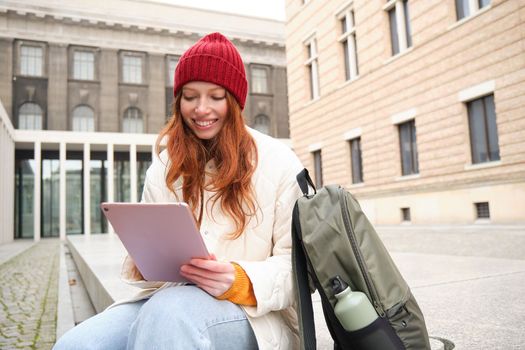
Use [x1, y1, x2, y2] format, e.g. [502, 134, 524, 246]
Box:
[338, 189, 386, 318]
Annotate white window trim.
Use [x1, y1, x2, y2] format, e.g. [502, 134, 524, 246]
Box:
[343, 127, 362, 140]
[391, 108, 417, 125]
[464, 160, 501, 171]
[383, 0, 410, 55]
[395, 173, 420, 181]
[448, 4, 492, 31]
[304, 34, 320, 100]
[308, 142, 323, 152]
[336, 4, 358, 81]
[458, 80, 495, 102]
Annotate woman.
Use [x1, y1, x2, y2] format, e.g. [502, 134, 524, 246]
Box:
[54, 32, 303, 349]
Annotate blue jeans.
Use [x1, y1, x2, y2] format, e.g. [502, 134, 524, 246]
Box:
[53, 286, 258, 350]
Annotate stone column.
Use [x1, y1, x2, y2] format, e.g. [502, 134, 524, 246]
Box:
[47, 43, 68, 130]
[0, 38, 13, 120]
[147, 53, 166, 134]
[99, 49, 119, 132]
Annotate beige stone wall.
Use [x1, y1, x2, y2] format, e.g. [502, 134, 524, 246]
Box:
[285, 0, 525, 224]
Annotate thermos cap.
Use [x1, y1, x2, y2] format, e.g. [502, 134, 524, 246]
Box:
[331, 275, 350, 295]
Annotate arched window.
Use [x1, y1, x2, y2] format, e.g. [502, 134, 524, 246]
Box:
[122, 107, 143, 133]
[72, 105, 95, 132]
[253, 114, 270, 135]
[18, 102, 43, 130]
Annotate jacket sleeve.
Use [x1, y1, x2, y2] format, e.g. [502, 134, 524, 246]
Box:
[235, 154, 303, 318]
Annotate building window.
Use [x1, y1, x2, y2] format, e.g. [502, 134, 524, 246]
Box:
[122, 107, 143, 133]
[73, 50, 95, 80]
[467, 94, 499, 164]
[349, 138, 363, 184]
[305, 38, 320, 100]
[475, 202, 490, 219]
[253, 114, 270, 135]
[122, 54, 143, 84]
[167, 56, 179, 86]
[401, 207, 411, 222]
[18, 102, 43, 130]
[312, 150, 323, 188]
[251, 66, 269, 94]
[72, 105, 95, 132]
[456, 0, 491, 20]
[20, 45, 43, 77]
[398, 119, 419, 175]
[385, 0, 412, 56]
[338, 8, 358, 80]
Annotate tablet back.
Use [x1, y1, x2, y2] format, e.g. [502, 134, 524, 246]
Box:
[100, 202, 209, 282]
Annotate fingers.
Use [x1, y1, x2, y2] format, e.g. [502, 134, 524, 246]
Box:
[188, 258, 234, 273]
[180, 264, 231, 283]
[180, 267, 233, 297]
[180, 259, 235, 297]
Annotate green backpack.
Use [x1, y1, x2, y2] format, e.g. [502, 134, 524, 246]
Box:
[292, 169, 431, 350]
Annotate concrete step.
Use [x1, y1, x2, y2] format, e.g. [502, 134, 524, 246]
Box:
[65, 234, 446, 349]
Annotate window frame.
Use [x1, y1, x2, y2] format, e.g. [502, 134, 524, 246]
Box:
[455, 0, 491, 21]
[122, 107, 144, 133]
[474, 202, 490, 220]
[250, 65, 270, 94]
[398, 119, 419, 176]
[337, 5, 358, 81]
[166, 55, 179, 87]
[304, 36, 320, 100]
[71, 105, 96, 132]
[467, 94, 500, 164]
[18, 102, 44, 130]
[120, 51, 146, 85]
[253, 114, 271, 135]
[383, 0, 412, 56]
[70, 47, 97, 81]
[349, 137, 364, 184]
[16, 41, 47, 77]
[401, 207, 411, 222]
[310, 147, 323, 189]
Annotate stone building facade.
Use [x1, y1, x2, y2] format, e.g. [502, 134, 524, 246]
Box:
[0, 0, 289, 137]
[285, 0, 524, 224]
[0, 0, 290, 241]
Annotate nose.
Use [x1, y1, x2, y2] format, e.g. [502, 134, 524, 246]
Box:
[195, 98, 210, 115]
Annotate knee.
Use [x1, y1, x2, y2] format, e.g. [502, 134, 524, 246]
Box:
[141, 286, 209, 318]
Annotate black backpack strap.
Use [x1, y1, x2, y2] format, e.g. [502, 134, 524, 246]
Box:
[296, 168, 317, 196]
[292, 203, 317, 350]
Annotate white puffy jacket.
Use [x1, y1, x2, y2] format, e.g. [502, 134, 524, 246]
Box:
[117, 127, 303, 349]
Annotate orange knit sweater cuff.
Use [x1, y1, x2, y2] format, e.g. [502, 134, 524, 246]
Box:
[216, 263, 257, 306]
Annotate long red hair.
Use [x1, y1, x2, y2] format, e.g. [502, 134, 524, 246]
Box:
[156, 91, 258, 239]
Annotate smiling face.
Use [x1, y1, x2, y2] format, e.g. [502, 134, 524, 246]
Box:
[180, 81, 228, 140]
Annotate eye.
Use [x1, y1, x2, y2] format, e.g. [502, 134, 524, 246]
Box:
[182, 95, 196, 101]
[211, 95, 226, 101]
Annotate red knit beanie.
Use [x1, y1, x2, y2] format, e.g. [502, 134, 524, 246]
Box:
[173, 32, 248, 109]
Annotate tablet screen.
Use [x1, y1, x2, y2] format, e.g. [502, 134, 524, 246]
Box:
[101, 202, 210, 282]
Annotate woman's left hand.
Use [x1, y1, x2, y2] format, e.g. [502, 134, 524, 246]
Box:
[180, 254, 235, 297]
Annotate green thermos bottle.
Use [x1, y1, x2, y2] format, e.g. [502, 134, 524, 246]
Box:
[331, 275, 378, 331]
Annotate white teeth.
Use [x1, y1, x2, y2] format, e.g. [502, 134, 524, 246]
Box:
[195, 120, 216, 127]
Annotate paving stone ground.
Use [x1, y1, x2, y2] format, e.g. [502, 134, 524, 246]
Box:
[0, 239, 60, 350]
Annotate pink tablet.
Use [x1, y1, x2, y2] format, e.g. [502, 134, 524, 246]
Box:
[100, 202, 210, 283]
